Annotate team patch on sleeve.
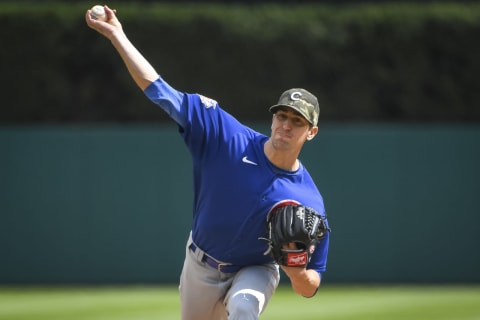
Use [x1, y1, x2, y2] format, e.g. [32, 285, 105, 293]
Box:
[199, 95, 217, 109]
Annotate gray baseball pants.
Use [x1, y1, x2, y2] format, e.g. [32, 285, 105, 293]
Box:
[179, 233, 280, 320]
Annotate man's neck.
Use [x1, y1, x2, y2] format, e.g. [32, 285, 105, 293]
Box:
[264, 139, 300, 171]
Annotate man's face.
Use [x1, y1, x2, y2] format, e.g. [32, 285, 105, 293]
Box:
[270, 107, 318, 150]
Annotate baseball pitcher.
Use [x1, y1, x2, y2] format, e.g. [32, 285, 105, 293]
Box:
[86, 5, 331, 320]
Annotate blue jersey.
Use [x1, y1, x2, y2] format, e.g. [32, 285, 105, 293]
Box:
[144, 77, 330, 274]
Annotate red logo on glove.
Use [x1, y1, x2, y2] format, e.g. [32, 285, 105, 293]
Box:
[287, 252, 307, 266]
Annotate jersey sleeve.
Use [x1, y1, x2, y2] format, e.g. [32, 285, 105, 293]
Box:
[143, 76, 253, 160]
[307, 230, 330, 275]
[143, 76, 189, 128]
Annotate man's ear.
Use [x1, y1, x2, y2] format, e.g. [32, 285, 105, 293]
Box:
[307, 126, 318, 141]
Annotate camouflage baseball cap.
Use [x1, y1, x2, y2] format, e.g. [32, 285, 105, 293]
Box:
[269, 88, 320, 126]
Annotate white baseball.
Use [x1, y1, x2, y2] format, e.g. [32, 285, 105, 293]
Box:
[90, 5, 107, 21]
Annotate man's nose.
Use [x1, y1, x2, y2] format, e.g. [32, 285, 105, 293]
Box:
[282, 118, 293, 129]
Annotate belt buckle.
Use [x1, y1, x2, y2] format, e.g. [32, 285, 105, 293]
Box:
[217, 262, 231, 272]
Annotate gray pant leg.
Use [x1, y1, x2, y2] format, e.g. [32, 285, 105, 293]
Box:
[225, 264, 280, 320]
[179, 235, 233, 320]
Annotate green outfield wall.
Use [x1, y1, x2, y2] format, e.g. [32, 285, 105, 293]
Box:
[1, 124, 479, 284]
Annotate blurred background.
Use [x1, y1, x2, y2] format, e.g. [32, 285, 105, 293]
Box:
[1, 0, 479, 290]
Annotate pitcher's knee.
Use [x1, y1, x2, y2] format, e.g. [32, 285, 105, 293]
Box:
[227, 292, 261, 320]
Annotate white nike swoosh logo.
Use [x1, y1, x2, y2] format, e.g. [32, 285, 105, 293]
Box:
[242, 156, 258, 166]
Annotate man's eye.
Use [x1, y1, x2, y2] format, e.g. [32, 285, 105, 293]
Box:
[276, 113, 287, 121]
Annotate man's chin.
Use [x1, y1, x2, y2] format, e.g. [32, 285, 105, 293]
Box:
[272, 137, 291, 149]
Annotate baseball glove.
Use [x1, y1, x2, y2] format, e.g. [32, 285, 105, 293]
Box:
[264, 204, 329, 267]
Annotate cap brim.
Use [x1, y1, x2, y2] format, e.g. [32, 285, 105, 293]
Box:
[269, 104, 284, 113]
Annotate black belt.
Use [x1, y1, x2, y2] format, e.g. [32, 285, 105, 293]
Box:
[189, 243, 242, 273]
